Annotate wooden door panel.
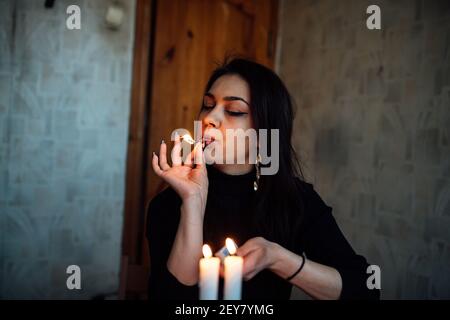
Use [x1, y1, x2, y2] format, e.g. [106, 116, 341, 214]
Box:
[146, 0, 277, 202]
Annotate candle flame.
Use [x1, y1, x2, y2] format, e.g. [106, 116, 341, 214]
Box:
[202, 244, 212, 258]
[226, 238, 237, 255]
[182, 134, 196, 145]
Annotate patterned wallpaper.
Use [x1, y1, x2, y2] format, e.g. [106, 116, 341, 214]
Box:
[279, 0, 450, 299]
[0, 0, 136, 298]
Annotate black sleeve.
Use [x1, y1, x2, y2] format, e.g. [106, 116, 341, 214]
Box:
[299, 183, 380, 300]
[146, 188, 198, 300]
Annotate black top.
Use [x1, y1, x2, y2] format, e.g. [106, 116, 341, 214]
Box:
[146, 165, 380, 300]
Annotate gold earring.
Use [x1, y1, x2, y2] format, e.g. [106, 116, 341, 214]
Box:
[254, 153, 261, 191]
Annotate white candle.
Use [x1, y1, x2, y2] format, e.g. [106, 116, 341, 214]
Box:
[199, 244, 220, 300]
[223, 238, 243, 300]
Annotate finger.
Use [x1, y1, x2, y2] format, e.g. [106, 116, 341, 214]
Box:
[159, 140, 170, 171]
[244, 270, 259, 281]
[184, 141, 202, 168]
[152, 152, 164, 176]
[171, 132, 182, 167]
[241, 250, 260, 280]
[236, 239, 258, 257]
[193, 141, 205, 168]
[183, 142, 196, 168]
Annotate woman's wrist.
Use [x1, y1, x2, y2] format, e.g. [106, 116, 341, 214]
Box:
[268, 243, 304, 280]
[182, 193, 207, 212]
[180, 195, 207, 227]
[267, 242, 285, 272]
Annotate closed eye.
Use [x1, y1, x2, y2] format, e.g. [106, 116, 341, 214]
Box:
[202, 104, 214, 110]
[226, 110, 247, 117]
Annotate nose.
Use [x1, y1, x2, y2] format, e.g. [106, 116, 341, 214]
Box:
[202, 106, 222, 129]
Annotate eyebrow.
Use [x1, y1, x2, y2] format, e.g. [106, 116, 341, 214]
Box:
[205, 92, 250, 106]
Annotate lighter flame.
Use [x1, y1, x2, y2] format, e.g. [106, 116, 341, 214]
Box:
[226, 238, 237, 255]
[182, 134, 196, 145]
[202, 244, 212, 259]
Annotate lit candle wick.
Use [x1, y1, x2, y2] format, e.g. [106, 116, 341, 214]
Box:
[215, 237, 239, 261]
[226, 238, 238, 255]
[202, 244, 213, 259]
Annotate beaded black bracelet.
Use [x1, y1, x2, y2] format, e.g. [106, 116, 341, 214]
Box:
[286, 252, 306, 281]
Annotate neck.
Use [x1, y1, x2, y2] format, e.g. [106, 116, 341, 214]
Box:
[213, 163, 254, 176]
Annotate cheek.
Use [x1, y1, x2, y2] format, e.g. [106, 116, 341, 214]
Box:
[235, 117, 254, 154]
[198, 111, 207, 125]
[221, 119, 254, 159]
[226, 116, 253, 132]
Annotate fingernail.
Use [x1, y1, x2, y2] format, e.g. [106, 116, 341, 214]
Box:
[152, 151, 156, 156]
[161, 139, 165, 144]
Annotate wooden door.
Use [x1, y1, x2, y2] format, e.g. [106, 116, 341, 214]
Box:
[147, 0, 278, 198]
[122, 0, 278, 297]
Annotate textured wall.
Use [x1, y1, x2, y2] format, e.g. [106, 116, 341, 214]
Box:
[0, 0, 135, 298]
[279, 0, 450, 299]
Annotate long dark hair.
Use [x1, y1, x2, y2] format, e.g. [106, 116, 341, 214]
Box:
[200, 57, 306, 249]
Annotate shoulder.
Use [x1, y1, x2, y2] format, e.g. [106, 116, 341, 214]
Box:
[293, 178, 333, 223]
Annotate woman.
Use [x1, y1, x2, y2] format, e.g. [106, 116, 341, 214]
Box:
[147, 58, 380, 300]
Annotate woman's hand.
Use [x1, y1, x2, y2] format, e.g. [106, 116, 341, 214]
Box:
[152, 133, 208, 210]
[155, 134, 208, 285]
[235, 237, 281, 281]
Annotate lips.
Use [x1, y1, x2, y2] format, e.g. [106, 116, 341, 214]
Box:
[202, 136, 215, 147]
[202, 131, 216, 148]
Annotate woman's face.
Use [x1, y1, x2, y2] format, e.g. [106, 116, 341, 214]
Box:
[199, 74, 255, 173]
